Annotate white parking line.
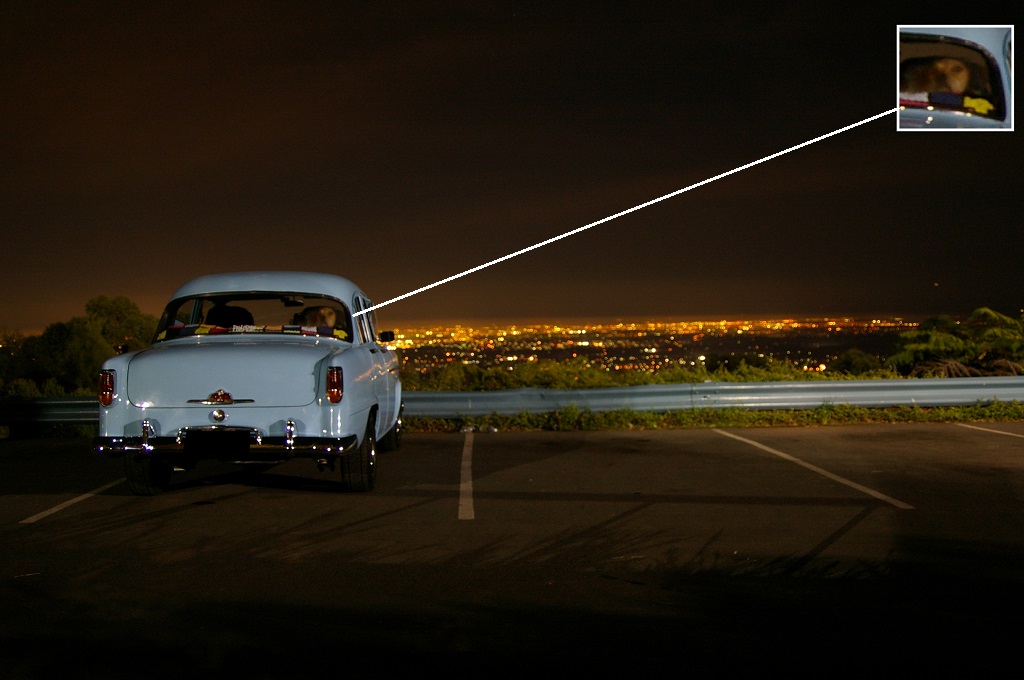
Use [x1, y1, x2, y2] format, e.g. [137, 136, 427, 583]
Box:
[458, 432, 475, 520]
[19, 478, 125, 524]
[957, 423, 1024, 439]
[713, 429, 914, 510]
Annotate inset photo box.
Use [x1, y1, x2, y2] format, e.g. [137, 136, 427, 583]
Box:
[897, 25, 1013, 131]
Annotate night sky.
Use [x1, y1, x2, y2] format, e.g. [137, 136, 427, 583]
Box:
[2, 2, 1019, 333]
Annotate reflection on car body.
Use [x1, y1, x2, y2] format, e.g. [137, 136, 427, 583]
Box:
[94, 272, 403, 495]
[898, 25, 1013, 130]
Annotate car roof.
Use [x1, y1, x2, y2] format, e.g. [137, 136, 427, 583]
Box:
[900, 26, 1010, 57]
[169, 271, 367, 305]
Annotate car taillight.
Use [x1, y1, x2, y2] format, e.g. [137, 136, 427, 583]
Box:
[99, 370, 115, 406]
[326, 367, 343, 403]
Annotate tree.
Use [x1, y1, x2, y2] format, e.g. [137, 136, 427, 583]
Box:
[1, 295, 159, 397]
[84, 295, 158, 354]
[888, 307, 1024, 376]
[963, 307, 1023, 364]
[13, 318, 111, 395]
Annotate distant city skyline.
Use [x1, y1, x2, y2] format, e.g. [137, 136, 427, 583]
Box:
[390, 315, 918, 331]
[391, 315, 913, 377]
[0, 305, 994, 339]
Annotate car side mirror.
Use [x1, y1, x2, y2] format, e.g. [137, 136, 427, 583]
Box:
[378, 330, 395, 343]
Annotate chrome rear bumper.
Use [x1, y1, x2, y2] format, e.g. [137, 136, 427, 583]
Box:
[94, 421, 358, 464]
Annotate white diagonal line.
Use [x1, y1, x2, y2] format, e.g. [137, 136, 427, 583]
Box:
[957, 423, 1024, 439]
[20, 478, 125, 524]
[713, 428, 914, 510]
[356, 108, 899, 316]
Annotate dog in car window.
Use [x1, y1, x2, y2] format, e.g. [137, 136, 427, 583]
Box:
[900, 57, 972, 94]
[295, 306, 337, 328]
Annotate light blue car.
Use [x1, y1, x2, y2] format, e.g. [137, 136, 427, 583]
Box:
[899, 25, 1013, 129]
[94, 272, 402, 495]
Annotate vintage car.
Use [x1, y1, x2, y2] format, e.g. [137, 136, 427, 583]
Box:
[898, 26, 1013, 130]
[94, 271, 402, 495]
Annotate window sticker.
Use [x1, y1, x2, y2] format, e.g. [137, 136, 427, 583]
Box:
[157, 324, 349, 341]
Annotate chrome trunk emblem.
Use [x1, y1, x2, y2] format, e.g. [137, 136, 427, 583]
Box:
[187, 389, 254, 405]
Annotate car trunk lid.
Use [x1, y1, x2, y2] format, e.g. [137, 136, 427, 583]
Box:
[125, 339, 337, 408]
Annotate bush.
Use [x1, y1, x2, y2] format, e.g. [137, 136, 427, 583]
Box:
[889, 307, 1024, 376]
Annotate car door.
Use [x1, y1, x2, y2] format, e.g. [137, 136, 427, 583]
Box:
[353, 296, 394, 436]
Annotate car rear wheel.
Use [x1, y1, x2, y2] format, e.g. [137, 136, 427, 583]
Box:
[124, 453, 172, 496]
[341, 415, 376, 492]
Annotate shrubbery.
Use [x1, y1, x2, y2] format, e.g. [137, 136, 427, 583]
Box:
[886, 308, 1024, 377]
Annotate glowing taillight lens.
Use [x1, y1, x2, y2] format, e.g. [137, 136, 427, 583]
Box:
[326, 367, 343, 403]
[98, 370, 115, 407]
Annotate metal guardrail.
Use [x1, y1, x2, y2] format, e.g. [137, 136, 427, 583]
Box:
[0, 397, 102, 425]
[402, 376, 1024, 416]
[3, 376, 1023, 425]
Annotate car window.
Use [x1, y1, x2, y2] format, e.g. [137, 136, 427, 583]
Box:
[899, 32, 1007, 122]
[154, 293, 353, 342]
[352, 297, 376, 344]
[364, 300, 378, 339]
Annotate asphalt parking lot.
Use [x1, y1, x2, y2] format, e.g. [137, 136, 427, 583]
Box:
[3, 422, 1023, 676]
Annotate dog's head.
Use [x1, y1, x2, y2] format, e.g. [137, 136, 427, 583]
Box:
[927, 58, 970, 93]
[318, 307, 337, 328]
[901, 57, 972, 94]
[295, 306, 337, 328]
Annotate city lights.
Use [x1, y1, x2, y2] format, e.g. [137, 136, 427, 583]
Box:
[391, 317, 915, 376]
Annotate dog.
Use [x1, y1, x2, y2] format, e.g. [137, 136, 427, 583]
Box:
[295, 306, 337, 328]
[900, 57, 971, 94]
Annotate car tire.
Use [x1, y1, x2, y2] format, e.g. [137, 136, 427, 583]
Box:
[379, 403, 403, 452]
[124, 453, 172, 496]
[341, 414, 376, 492]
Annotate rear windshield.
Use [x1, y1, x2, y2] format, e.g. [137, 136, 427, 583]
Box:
[899, 33, 1007, 122]
[154, 293, 353, 342]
